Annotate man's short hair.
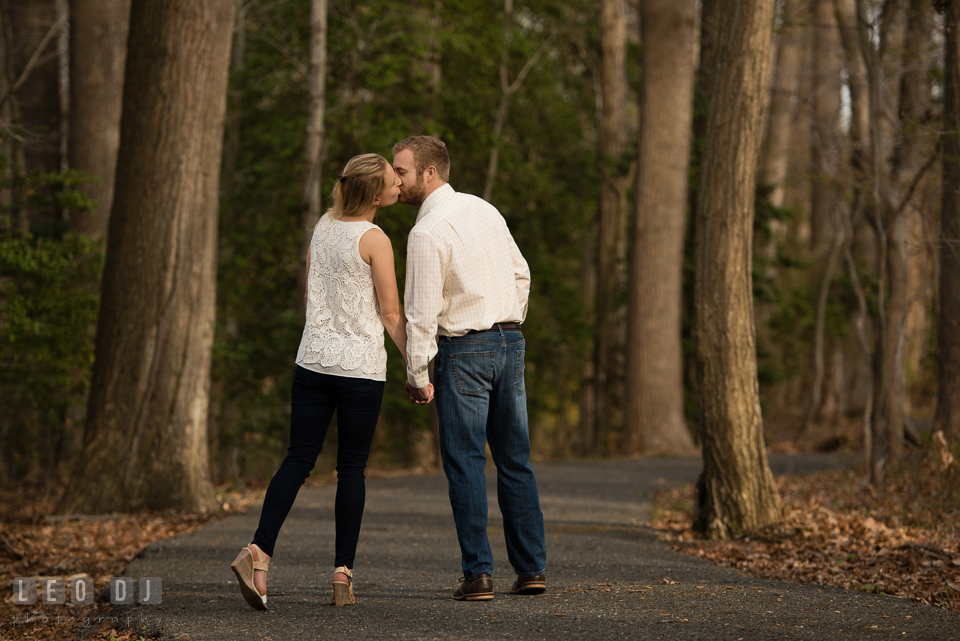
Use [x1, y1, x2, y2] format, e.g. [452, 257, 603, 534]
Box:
[392, 136, 450, 182]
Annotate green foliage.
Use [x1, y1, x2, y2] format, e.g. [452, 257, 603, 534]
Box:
[0, 160, 102, 483]
[214, 0, 600, 475]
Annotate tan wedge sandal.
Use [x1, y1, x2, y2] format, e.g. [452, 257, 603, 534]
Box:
[332, 566, 354, 606]
[230, 544, 269, 610]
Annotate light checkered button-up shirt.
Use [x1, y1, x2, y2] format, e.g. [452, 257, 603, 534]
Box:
[404, 183, 531, 388]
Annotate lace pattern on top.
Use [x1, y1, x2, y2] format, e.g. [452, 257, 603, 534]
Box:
[295, 214, 388, 377]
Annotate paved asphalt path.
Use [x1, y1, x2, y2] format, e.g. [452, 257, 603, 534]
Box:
[110, 454, 960, 640]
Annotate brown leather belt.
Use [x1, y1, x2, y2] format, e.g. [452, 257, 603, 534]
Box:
[465, 322, 522, 334]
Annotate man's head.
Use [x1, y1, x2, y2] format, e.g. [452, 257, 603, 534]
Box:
[392, 136, 450, 207]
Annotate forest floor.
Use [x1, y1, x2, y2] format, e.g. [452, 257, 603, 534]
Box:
[651, 418, 960, 615]
[0, 468, 385, 641]
[1, 429, 958, 640]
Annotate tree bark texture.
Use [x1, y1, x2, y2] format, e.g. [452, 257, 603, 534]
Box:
[68, 0, 130, 239]
[809, 0, 843, 252]
[699, 0, 720, 102]
[833, 0, 874, 419]
[685, 0, 721, 434]
[694, 0, 782, 539]
[593, 0, 628, 453]
[623, 0, 696, 455]
[868, 0, 934, 472]
[299, 0, 327, 319]
[764, 0, 803, 209]
[807, 0, 846, 424]
[833, 0, 869, 178]
[937, 0, 960, 443]
[903, 205, 932, 416]
[58, 0, 236, 513]
[783, 15, 813, 224]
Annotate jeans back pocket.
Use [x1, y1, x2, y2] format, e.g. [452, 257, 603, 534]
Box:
[450, 351, 495, 395]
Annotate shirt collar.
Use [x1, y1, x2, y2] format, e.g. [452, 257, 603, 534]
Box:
[416, 183, 455, 223]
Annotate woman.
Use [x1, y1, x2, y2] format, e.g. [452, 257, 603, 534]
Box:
[231, 153, 419, 609]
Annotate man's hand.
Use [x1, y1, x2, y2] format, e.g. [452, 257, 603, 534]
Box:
[405, 381, 434, 404]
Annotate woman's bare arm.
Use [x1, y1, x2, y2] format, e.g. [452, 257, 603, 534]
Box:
[360, 228, 407, 358]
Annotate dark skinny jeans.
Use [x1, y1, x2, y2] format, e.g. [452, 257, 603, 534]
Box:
[252, 366, 384, 569]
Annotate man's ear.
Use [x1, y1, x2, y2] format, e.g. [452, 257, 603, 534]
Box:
[424, 166, 438, 184]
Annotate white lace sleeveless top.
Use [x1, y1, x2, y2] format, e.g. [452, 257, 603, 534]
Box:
[295, 214, 388, 381]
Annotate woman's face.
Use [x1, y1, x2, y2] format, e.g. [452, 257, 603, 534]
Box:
[377, 165, 401, 207]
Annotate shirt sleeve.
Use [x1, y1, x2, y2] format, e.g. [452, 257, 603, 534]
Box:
[405, 229, 445, 388]
[510, 234, 531, 322]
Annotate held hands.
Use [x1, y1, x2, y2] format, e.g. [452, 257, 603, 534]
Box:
[405, 381, 434, 404]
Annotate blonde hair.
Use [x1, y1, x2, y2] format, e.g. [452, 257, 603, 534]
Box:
[392, 136, 450, 182]
[321, 153, 389, 226]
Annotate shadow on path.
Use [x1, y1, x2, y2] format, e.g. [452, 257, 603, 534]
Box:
[116, 454, 959, 640]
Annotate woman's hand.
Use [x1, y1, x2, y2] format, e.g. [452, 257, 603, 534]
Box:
[405, 381, 434, 404]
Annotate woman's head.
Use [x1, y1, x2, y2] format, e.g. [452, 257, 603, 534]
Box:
[328, 153, 400, 220]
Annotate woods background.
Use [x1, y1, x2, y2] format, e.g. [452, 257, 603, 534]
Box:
[1, 0, 957, 526]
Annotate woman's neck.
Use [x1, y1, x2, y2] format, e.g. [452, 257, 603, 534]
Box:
[339, 206, 376, 223]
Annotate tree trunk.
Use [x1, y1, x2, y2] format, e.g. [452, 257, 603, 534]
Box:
[873, 204, 910, 463]
[903, 206, 932, 416]
[0, 0, 18, 228]
[693, 0, 782, 539]
[209, 0, 247, 476]
[784, 27, 814, 229]
[834, 0, 869, 179]
[764, 0, 803, 208]
[809, 0, 842, 252]
[834, 0, 874, 419]
[67, 0, 130, 239]
[593, 0, 628, 454]
[57, 0, 236, 514]
[8, 0, 60, 174]
[220, 0, 244, 201]
[623, 0, 696, 455]
[937, 0, 960, 444]
[299, 0, 327, 319]
[699, 0, 720, 101]
[850, 0, 935, 480]
[484, 0, 515, 204]
[757, 0, 804, 426]
[806, 0, 846, 425]
[685, 0, 721, 438]
[8, 0, 61, 233]
[578, 219, 597, 456]
[869, 0, 933, 474]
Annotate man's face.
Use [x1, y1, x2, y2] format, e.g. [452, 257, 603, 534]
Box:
[393, 148, 426, 206]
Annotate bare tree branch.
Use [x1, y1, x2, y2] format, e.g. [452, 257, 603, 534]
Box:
[0, 11, 68, 108]
[891, 150, 939, 222]
[508, 31, 560, 95]
[799, 231, 845, 436]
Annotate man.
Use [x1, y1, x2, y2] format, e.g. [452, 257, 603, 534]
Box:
[393, 135, 546, 601]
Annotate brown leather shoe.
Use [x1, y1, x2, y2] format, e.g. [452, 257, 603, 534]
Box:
[451, 574, 494, 601]
[509, 574, 546, 595]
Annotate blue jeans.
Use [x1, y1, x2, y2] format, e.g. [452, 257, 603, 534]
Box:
[253, 366, 383, 568]
[434, 328, 546, 580]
